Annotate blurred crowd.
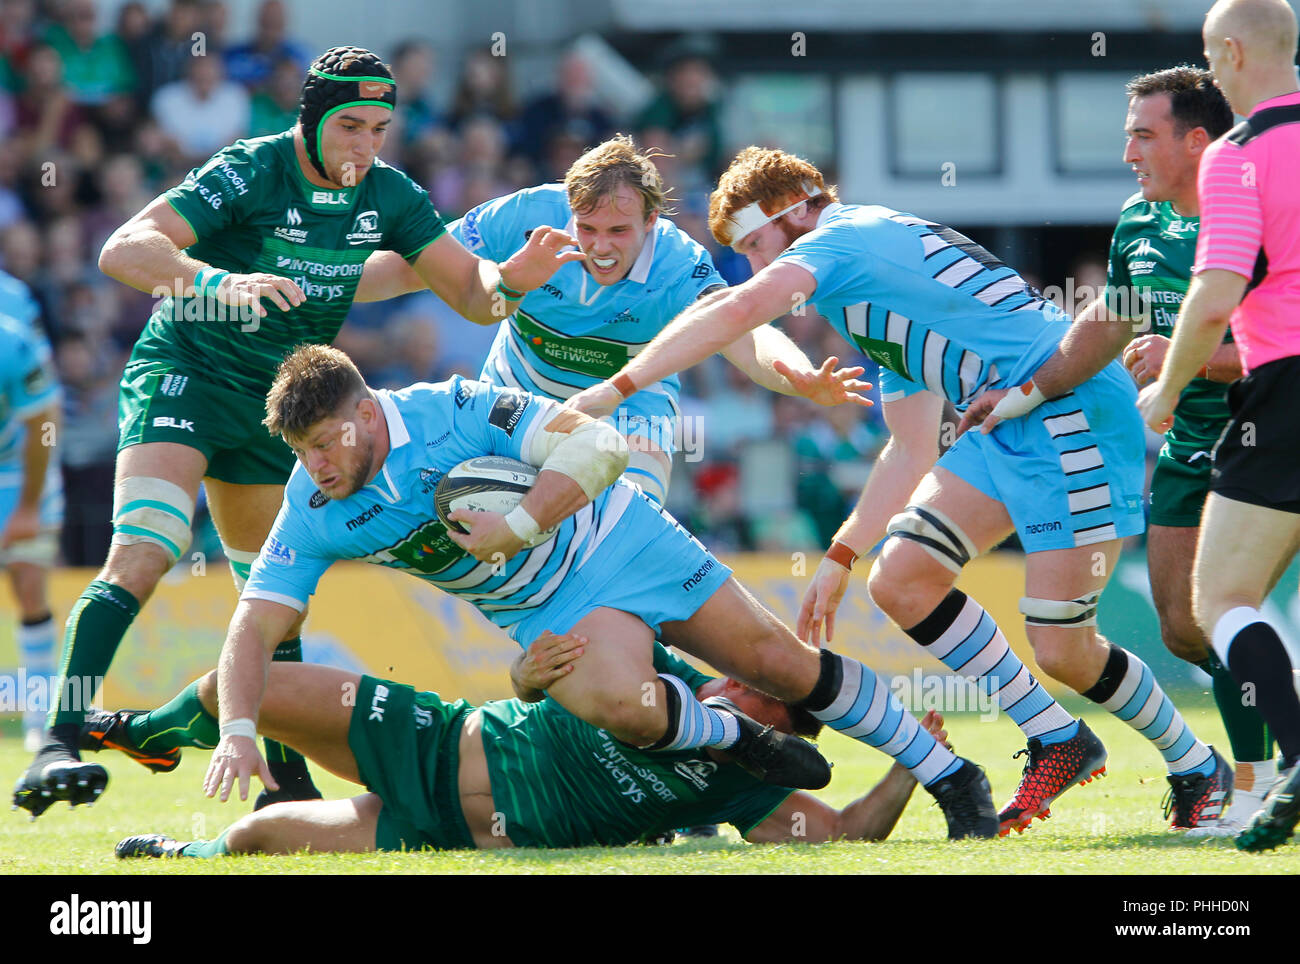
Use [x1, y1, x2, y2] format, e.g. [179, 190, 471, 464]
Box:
[0, 0, 965, 563]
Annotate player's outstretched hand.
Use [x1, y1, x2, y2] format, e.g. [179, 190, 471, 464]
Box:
[772, 356, 874, 408]
[565, 380, 624, 419]
[798, 555, 852, 647]
[1122, 334, 1170, 386]
[919, 710, 952, 750]
[1136, 380, 1176, 434]
[203, 734, 277, 803]
[218, 272, 306, 318]
[512, 630, 587, 701]
[498, 225, 586, 293]
[446, 509, 526, 563]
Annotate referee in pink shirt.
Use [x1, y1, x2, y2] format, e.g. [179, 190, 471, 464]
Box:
[1137, 0, 1300, 852]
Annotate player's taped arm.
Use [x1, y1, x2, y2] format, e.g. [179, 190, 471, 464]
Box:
[519, 408, 630, 518]
[609, 261, 817, 401]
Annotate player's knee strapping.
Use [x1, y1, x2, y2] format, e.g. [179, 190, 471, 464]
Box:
[111, 477, 194, 563]
[623, 449, 669, 504]
[224, 547, 259, 594]
[885, 504, 977, 573]
[1018, 591, 1101, 628]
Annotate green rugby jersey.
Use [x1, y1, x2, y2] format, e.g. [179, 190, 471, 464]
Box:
[134, 130, 446, 398]
[1104, 192, 1231, 460]
[479, 648, 792, 847]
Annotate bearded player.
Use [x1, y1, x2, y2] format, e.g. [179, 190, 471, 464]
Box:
[572, 146, 1232, 834]
[14, 46, 582, 817]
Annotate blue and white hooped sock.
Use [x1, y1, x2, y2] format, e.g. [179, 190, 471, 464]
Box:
[645, 673, 742, 751]
[798, 650, 962, 787]
[1083, 643, 1213, 776]
[18, 615, 55, 733]
[906, 589, 1078, 745]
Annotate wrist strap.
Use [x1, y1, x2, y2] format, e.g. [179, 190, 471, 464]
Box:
[495, 273, 525, 300]
[611, 373, 637, 399]
[219, 717, 257, 741]
[826, 540, 858, 571]
[504, 505, 541, 543]
[194, 266, 229, 298]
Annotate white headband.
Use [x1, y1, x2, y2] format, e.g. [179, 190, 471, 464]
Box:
[727, 183, 822, 245]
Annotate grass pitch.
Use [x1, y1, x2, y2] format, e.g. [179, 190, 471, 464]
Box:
[2, 700, 1297, 875]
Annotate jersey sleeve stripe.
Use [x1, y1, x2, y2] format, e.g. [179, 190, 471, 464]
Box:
[165, 198, 200, 240]
[401, 223, 447, 262]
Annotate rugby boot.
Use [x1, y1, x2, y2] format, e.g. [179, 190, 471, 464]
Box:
[1163, 747, 1233, 830]
[1188, 782, 1268, 838]
[80, 709, 181, 773]
[12, 740, 108, 818]
[704, 696, 832, 789]
[116, 833, 188, 859]
[998, 719, 1107, 836]
[925, 758, 999, 839]
[1236, 762, 1300, 852]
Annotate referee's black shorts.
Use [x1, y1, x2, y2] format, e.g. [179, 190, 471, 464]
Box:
[1211, 355, 1300, 514]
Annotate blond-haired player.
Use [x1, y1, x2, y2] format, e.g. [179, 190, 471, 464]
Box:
[360, 134, 871, 504]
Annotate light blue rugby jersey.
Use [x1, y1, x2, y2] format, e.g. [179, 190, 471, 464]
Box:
[0, 311, 59, 477]
[451, 184, 725, 402]
[243, 377, 647, 631]
[777, 203, 1073, 408]
[0, 271, 58, 470]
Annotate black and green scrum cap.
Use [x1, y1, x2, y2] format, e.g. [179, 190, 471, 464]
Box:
[299, 46, 398, 180]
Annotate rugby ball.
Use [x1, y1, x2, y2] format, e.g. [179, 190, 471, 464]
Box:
[434, 456, 558, 548]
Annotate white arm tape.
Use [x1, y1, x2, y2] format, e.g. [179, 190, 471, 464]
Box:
[988, 380, 1046, 420]
[524, 410, 630, 500]
[504, 505, 542, 543]
[219, 718, 258, 741]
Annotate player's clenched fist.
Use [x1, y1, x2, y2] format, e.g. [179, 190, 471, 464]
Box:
[445, 508, 525, 563]
[1122, 334, 1170, 386]
[218, 272, 307, 317]
[1136, 379, 1177, 434]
